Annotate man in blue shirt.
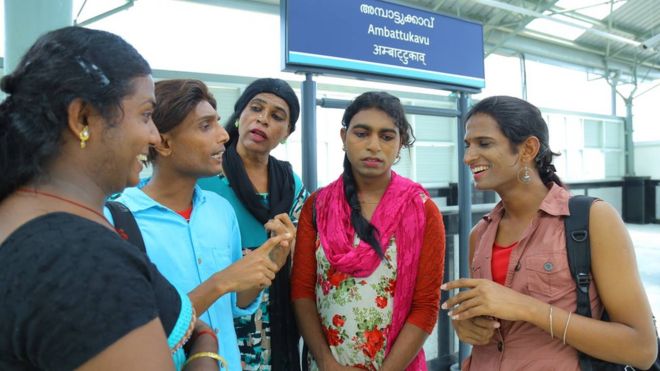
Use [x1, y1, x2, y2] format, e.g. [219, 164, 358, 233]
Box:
[111, 79, 295, 371]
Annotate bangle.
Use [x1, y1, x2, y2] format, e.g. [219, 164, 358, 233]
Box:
[191, 328, 218, 346]
[184, 351, 228, 369]
[563, 311, 573, 345]
[549, 305, 554, 339]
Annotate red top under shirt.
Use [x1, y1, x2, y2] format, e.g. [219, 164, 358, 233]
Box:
[491, 241, 518, 285]
[177, 205, 193, 222]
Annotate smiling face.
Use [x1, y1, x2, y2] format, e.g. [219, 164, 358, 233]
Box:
[99, 75, 160, 191]
[236, 93, 290, 156]
[342, 108, 401, 183]
[162, 100, 229, 179]
[463, 113, 524, 192]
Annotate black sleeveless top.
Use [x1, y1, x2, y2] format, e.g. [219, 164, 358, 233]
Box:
[0, 213, 180, 370]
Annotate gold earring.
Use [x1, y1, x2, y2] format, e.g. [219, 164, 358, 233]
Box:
[79, 125, 90, 149]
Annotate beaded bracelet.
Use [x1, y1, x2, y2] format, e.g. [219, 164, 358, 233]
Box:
[184, 352, 228, 370]
[172, 308, 197, 354]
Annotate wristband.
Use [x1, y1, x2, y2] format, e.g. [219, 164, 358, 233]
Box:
[191, 328, 218, 346]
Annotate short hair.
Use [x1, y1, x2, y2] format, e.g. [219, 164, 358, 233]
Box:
[149, 79, 217, 162]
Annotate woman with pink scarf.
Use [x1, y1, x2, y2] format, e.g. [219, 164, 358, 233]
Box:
[291, 92, 446, 370]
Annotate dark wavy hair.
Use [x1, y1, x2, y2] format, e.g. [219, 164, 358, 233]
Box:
[0, 26, 151, 202]
[466, 95, 563, 187]
[341, 91, 415, 258]
[149, 79, 217, 162]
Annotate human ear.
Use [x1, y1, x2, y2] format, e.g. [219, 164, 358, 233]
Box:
[340, 127, 347, 146]
[152, 133, 173, 157]
[520, 136, 541, 163]
[66, 98, 101, 147]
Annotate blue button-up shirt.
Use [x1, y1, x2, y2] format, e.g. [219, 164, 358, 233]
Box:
[106, 183, 261, 371]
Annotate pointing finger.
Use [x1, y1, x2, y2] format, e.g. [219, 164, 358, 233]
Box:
[256, 233, 291, 255]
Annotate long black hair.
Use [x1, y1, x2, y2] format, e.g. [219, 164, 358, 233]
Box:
[0, 26, 151, 201]
[466, 96, 564, 187]
[341, 91, 415, 258]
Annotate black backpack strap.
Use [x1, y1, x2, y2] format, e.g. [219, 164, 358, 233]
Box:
[105, 201, 147, 254]
[565, 195, 597, 371]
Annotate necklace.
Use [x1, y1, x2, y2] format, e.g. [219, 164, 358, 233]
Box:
[17, 188, 111, 227]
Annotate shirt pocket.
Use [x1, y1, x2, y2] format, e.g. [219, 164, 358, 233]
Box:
[209, 244, 233, 269]
[523, 253, 573, 302]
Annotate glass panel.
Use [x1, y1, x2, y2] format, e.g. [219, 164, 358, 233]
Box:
[583, 119, 602, 147]
[416, 146, 454, 185]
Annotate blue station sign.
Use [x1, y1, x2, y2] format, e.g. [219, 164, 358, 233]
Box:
[282, 0, 485, 89]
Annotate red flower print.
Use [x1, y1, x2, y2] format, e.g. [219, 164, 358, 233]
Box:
[325, 326, 343, 346]
[387, 279, 396, 294]
[359, 280, 368, 285]
[375, 296, 388, 308]
[321, 280, 332, 295]
[361, 328, 385, 359]
[332, 314, 345, 327]
[327, 266, 349, 287]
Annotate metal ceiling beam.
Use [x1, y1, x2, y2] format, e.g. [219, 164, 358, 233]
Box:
[485, 0, 559, 57]
[487, 29, 660, 82]
[473, 0, 642, 47]
[74, 0, 134, 27]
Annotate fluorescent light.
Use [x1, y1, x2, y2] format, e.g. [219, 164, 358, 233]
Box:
[526, 14, 592, 41]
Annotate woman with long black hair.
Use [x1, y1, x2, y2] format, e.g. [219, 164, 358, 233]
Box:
[291, 91, 446, 370]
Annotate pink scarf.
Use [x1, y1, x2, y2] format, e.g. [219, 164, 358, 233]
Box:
[316, 171, 429, 370]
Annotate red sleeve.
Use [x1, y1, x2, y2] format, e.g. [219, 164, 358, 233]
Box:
[406, 198, 446, 333]
[291, 192, 318, 301]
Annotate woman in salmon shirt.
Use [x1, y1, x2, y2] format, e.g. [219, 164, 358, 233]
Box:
[443, 96, 657, 370]
[291, 91, 446, 371]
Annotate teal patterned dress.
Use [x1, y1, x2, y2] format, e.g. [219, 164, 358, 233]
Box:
[198, 172, 307, 370]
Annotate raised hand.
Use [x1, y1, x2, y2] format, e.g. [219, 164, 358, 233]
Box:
[221, 233, 291, 292]
[441, 278, 537, 323]
[264, 213, 296, 269]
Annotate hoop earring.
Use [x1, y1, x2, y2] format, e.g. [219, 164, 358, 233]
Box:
[79, 125, 90, 149]
[394, 153, 401, 165]
[518, 165, 532, 184]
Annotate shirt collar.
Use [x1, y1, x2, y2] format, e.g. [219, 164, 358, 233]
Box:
[482, 183, 570, 222]
[119, 178, 207, 213]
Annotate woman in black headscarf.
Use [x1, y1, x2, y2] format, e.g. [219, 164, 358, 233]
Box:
[198, 78, 306, 371]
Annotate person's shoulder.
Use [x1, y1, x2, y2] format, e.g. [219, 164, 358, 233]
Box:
[291, 169, 303, 183]
[113, 186, 155, 212]
[200, 188, 232, 207]
[198, 189, 238, 219]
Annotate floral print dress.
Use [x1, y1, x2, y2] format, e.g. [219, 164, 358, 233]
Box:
[309, 236, 398, 371]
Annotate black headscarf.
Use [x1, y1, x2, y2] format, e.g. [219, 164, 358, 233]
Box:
[221, 78, 301, 371]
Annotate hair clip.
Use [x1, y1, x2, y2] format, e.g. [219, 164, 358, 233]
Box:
[75, 56, 110, 87]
